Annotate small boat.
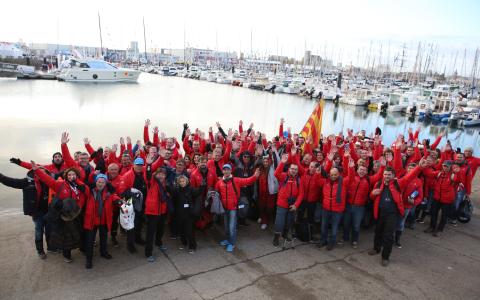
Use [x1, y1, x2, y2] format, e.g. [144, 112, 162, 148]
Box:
[57, 59, 140, 82]
[462, 109, 480, 127]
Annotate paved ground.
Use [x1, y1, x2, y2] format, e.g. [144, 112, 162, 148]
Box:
[1, 177, 479, 300]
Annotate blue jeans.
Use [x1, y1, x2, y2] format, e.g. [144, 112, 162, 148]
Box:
[321, 210, 342, 246]
[397, 207, 413, 232]
[452, 190, 466, 219]
[224, 210, 237, 246]
[32, 213, 50, 252]
[342, 204, 365, 242]
[274, 206, 295, 235]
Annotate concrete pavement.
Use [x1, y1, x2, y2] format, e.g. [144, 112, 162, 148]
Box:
[1, 177, 479, 300]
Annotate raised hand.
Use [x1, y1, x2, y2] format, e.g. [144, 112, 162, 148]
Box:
[348, 158, 355, 168]
[112, 144, 118, 153]
[327, 152, 334, 161]
[249, 122, 254, 129]
[61, 132, 70, 144]
[281, 154, 288, 164]
[126, 136, 131, 144]
[145, 119, 151, 127]
[153, 126, 159, 134]
[418, 158, 427, 168]
[216, 122, 221, 128]
[83, 137, 90, 144]
[9, 157, 21, 165]
[239, 120, 243, 126]
[120, 137, 125, 145]
[280, 117, 285, 124]
[146, 153, 154, 165]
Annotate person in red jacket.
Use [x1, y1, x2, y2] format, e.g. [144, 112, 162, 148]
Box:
[106, 163, 123, 247]
[297, 161, 324, 236]
[394, 163, 423, 248]
[342, 158, 385, 248]
[464, 146, 480, 178]
[60, 132, 95, 185]
[256, 156, 279, 230]
[368, 161, 425, 266]
[422, 160, 461, 236]
[215, 164, 259, 252]
[273, 154, 304, 247]
[190, 156, 217, 230]
[32, 162, 89, 263]
[84, 174, 120, 269]
[10, 151, 66, 175]
[319, 159, 355, 250]
[144, 166, 169, 262]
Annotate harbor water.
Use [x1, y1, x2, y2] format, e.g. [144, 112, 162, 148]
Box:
[0, 74, 478, 210]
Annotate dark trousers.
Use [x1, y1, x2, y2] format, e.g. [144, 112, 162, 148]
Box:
[134, 210, 145, 241]
[85, 225, 108, 263]
[145, 214, 166, 257]
[111, 207, 120, 238]
[297, 201, 316, 224]
[374, 211, 400, 260]
[32, 213, 51, 253]
[178, 217, 196, 250]
[430, 200, 452, 231]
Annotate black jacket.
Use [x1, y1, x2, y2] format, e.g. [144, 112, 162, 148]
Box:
[167, 185, 205, 220]
[0, 172, 48, 216]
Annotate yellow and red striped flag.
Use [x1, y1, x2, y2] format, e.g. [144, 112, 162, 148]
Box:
[300, 100, 324, 146]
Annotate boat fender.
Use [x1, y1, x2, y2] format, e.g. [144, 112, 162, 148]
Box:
[93, 74, 98, 79]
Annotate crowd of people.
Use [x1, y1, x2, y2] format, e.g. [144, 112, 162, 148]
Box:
[0, 118, 478, 269]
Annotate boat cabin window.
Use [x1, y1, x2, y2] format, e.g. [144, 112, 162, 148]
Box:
[85, 61, 118, 69]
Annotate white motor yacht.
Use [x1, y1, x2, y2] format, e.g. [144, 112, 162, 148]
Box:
[57, 59, 140, 82]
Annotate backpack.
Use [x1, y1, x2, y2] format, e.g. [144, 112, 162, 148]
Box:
[230, 179, 249, 217]
[295, 220, 312, 242]
[458, 196, 473, 223]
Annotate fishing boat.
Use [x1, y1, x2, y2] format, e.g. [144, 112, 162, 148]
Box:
[57, 59, 140, 82]
[340, 89, 369, 106]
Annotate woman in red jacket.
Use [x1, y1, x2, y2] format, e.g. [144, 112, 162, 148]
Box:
[422, 160, 460, 236]
[144, 166, 169, 262]
[33, 162, 89, 263]
[83, 174, 120, 269]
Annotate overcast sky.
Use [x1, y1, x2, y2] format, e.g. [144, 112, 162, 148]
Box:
[1, 0, 479, 74]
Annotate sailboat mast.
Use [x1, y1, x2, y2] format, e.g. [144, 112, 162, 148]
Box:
[98, 12, 103, 58]
[143, 17, 147, 62]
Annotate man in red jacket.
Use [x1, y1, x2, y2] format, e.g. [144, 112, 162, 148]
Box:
[422, 160, 461, 236]
[319, 159, 355, 250]
[368, 160, 425, 266]
[215, 164, 259, 252]
[273, 154, 304, 247]
[464, 147, 480, 178]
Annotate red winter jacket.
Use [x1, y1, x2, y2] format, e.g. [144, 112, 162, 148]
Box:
[371, 166, 422, 219]
[402, 177, 423, 209]
[190, 167, 217, 189]
[145, 177, 168, 216]
[20, 161, 66, 175]
[347, 167, 384, 206]
[215, 175, 258, 210]
[465, 155, 480, 178]
[301, 172, 324, 203]
[83, 188, 120, 231]
[61, 143, 95, 184]
[35, 168, 88, 208]
[321, 167, 354, 213]
[422, 168, 460, 204]
[274, 162, 304, 209]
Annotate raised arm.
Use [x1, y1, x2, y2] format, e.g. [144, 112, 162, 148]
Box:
[61, 132, 77, 168]
[0, 173, 28, 189]
[143, 119, 151, 144]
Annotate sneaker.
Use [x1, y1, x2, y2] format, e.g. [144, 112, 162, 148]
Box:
[178, 245, 185, 250]
[381, 259, 390, 267]
[449, 220, 458, 227]
[417, 218, 425, 224]
[38, 251, 47, 260]
[147, 256, 156, 262]
[261, 224, 267, 230]
[226, 244, 235, 252]
[219, 240, 229, 246]
[395, 242, 402, 249]
[101, 253, 113, 259]
[188, 249, 195, 254]
[112, 237, 119, 248]
[64, 257, 73, 263]
[257, 218, 262, 224]
[368, 249, 380, 256]
[337, 239, 344, 245]
[158, 245, 167, 251]
[273, 235, 280, 247]
[85, 261, 93, 269]
[317, 243, 327, 249]
[352, 241, 358, 249]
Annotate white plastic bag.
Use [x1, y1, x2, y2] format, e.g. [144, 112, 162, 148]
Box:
[120, 199, 135, 230]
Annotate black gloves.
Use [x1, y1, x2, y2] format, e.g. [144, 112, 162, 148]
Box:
[77, 184, 86, 193]
[10, 158, 21, 165]
[106, 182, 115, 193]
[183, 123, 189, 130]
